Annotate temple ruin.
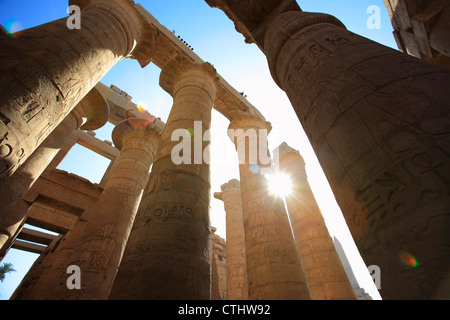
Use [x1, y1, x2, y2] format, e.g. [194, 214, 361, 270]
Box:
[0, 0, 449, 300]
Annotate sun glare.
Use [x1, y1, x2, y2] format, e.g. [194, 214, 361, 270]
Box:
[265, 173, 292, 197]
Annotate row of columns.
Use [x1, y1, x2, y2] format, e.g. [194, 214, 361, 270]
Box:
[263, 7, 450, 301]
[215, 133, 356, 299]
[0, 0, 158, 264]
[109, 57, 221, 299]
[205, 0, 450, 300]
[8, 0, 448, 300]
[9, 49, 352, 300]
[0, 87, 109, 259]
[0, 0, 157, 184]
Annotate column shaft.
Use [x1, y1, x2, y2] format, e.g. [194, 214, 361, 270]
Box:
[228, 110, 310, 300]
[109, 57, 220, 300]
[38, 117, 161, 299]
[0, 0, 156, 184]
[0, 88, 108, 251]
[263, 11, 450, 299]
[214, 179, 248, 300]
[205, 1, 450, 299]
[276, 143, 356, 300]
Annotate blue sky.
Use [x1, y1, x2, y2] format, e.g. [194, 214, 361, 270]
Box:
[0, 0, 395, 300]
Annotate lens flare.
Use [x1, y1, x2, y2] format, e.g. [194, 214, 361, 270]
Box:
[136, 101, 150, 112]
[265, 172, 292, 197]
[3, 19, 23, 38]
[249, 164, 260, 174]
[399, 251, 419, 268]
[186, 128, 195, 138]
[136, 105, 146, 113]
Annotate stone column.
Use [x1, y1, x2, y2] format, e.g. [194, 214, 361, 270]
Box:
[0, 87, 108, 252]
[0, 0, 158, 184]
[36, 114, 161, 300]
[274, 142, 356, 300]
[214, 179, 248, 300]
[263, 10, 450, 300]
[109, 57, 221, 300]
[205, 1, 450, 299]
[16, 118, 160, 300]
[429, 5, 450, 57]
[227, 110, 310, 300]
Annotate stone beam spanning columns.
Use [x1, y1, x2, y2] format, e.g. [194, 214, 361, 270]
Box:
[274, 142, 356, 300]
[17, 113, 161, 300]
[227, 110, 310, 300]
[0, 0, 158, 184]
[109, 56, 221, 300]
[205, 0, 450, 299]
[214, 179, 248, 300]
[0, 87, 108, 253]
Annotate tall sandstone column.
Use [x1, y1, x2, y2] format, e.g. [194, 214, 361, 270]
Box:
[0, 0, 157, 184]
[15, 115, 161, 300]
[214, 179, 248, 300]
[228, 110, 310, 300]
[0, 88, 109, 252]
[205, 0, 450, 299]
[109, 57, 221, 300]
[275, 142, 356, 300]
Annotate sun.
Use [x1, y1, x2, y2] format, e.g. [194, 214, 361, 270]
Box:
[265, 172, 292, 197]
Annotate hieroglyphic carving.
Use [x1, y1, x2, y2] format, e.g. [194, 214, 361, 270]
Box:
[261, 9, 450, 299]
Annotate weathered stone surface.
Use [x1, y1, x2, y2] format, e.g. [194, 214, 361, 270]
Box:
[0, 0, 157, 184]
[206, 1, 450, 299]
[0, 88, 108, 252]
[110, 57, 220, 300]
[210, 227, 227, 300]
[275, 142, 356, 300]
[383, 0, 450, 69]
[228, 110, 310, 300]
[10, 168, 103, 299]
[214, 179, 248, 300]
[39, 116, 161, 299]
[264, 10, 450, 300]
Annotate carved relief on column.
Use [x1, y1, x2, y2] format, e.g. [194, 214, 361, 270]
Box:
[262, 10, 450, 299]
[214, 179, 248, 300]
[0, 0, 158, 184]
[18, 114, 161, 300]
[275, 142, 356, 300]
[228, 110, 310, 300]
[109, 57, 221, 300]
[0, 87, 109, 251]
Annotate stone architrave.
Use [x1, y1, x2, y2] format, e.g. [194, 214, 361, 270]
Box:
[214, 179, 248, 300]
[19, 114, 161, 300]
[204, 1, 450, 299]
[109, 57, 221, 300]
[275, 142, 356, 300]
[227, 110, 310, 300]
[0, 88, 109, 251]
[0, 0, 158, 184]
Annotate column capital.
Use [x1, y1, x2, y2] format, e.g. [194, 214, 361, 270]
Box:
[221, 179, 240, 192]
[264, 11, 345, 86]
[274, 142, 307, 178]
[159, 56, 221, 101]
[214, 179, 240, 201]
[112, 115, 160, 151]
[70, 0, 159, 67]
[228, 109, 272, 132]
[75, 87, 110, 131]
[273, 142, 305, 165]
